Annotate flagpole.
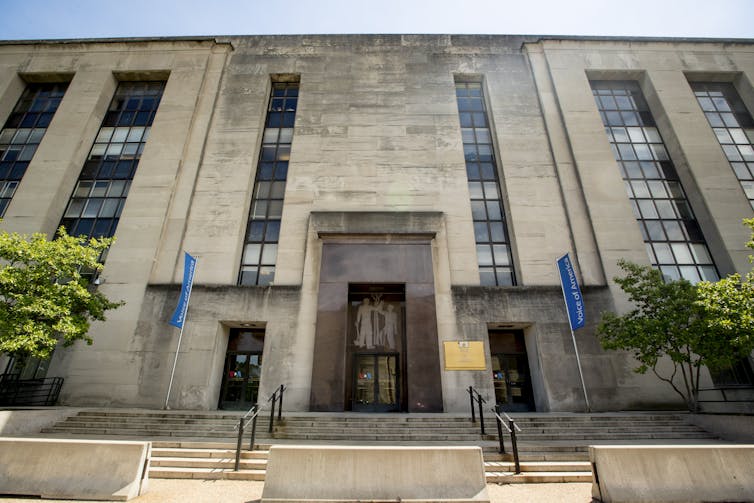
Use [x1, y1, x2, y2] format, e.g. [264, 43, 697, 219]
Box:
[164, 253, 196, 410]
[569, 326, 591, 413]
[557, 254, 591, 413]
[164, 321, 187, 410]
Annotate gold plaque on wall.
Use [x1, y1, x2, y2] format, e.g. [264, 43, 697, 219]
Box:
[443, 341, 486, 370]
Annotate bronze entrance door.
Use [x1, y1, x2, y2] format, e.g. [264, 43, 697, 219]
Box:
[352, 353, 399, 412]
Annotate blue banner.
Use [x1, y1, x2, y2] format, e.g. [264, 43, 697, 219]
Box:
[169, 252, 196, 329]
[557, 253, 585, 331]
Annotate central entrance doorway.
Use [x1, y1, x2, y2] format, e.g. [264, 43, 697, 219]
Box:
[346, 283, 406, 411]
[352, 353, 400, 412]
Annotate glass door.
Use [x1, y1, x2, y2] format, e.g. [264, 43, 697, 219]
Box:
[492, 353, 534, 412]
[352, 353, 399, 412]
[220, 352, 262, 410]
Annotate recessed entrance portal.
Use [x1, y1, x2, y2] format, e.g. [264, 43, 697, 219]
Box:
[489, 330, 535, 412]
[347, 283, 406, 412]
[219, 328, 264, 410]
[308, 228, 444, 412]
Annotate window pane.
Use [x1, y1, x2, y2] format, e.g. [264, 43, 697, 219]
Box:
[592, 80, 718, 283]
[239, 82, 298, 285]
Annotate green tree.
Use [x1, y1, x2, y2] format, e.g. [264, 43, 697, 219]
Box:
[0, 227, 123, 361]
[696, 218, 754, 365]
[598, 220, 754, 411]
[597, 260, 710, 411]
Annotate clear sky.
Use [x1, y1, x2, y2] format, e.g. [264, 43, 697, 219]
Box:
[1, 0, 753, 40]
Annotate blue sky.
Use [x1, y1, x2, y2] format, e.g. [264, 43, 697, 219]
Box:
[1, 0, 753, 40]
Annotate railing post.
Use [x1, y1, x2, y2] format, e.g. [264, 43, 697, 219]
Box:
[468, 386, 476, 423]
[277, 384, 284, 421]
[495, 416, 505, 454]
[235, 416, 244, 471]
[249, 406, 258, 451]
[509, 419, 520, 474]
[268, 393, 277, 434]
[477, 395, 485, 435]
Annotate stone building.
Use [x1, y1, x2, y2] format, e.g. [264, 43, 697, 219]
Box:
[0, 34, 752, 413]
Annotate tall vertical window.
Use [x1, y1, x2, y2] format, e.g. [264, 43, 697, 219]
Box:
[455, 81, 516, 286]
[591, 80, 718, 283]
[690, 82, 754, 210]
[60, 82, 164, 242]
[0, 82, 68, 216]
[238, 82, 297, 286]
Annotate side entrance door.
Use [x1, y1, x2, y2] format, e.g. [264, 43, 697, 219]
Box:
[219, 352, 262, 410]
[219, 328, 265, 410]
[492, 353, 534, 412]
[352, 353, 399, 412]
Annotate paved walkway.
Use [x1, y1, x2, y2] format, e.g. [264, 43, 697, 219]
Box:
[0, 479, 594, 502]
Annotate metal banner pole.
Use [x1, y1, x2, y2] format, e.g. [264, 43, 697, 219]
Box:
[164, 254, 196, 410]
[164, 323, 186, 410]
[569, 326, 591, 413]
[557, 254, 590, 413]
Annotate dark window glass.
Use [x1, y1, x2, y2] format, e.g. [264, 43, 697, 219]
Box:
[455, 81, 516, 286]
[690, 82, 754, 210]
[238, 82, 298, 286]
[0, 82, 69, 216]
[590, 80, 718, 283]
[60, 81, 165, 249]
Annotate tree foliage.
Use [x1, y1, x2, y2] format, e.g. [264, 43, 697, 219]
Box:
[696, 218, 754, 360]
[598, 220, 754, 411]
[0, 227, 123, 360]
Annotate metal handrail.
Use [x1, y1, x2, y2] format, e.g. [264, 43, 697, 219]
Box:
[500, 410, 522, 432]
[0, 374, 64, 406]
[232, 383, 287, 471]
[492, 409, 521, 474]
[234, 404, 261, 471]
[467, 386, 487, 435]
[698, 385, 754, 403]
[267, 384, 287, 433]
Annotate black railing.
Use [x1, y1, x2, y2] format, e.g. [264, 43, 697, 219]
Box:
[0, 373, 63, 406]
[234, 404, 260, 471]
[492, 409, 521, 474]
[698, 385, 754, 403]
[467, 386, 487, 435]
[232, 384, 286, 471]
[268, 384, 286, 433]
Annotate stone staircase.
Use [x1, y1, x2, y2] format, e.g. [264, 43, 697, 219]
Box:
[41, 410, 719, 484]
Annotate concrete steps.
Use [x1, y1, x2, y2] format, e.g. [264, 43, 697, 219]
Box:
[146, 441, 593, 483]
[40, 409, 719, 483]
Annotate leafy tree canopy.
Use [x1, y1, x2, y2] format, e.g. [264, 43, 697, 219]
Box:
[597, 220, 754, 411]
[0, 226, 123, 361]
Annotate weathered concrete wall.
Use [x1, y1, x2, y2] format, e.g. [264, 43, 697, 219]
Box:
[590, 445, 754, 503]
[687, 413, 754, 442]
[1, 36, 750, 411]
[0, 40, 231, 407]
[0, 408, 82, 436]
[0, 437, 151, 501]
[115, 284, 301, 410]
[262, 445, 489, 502]
[526, 39, 754, 305]
[451, 285, 686, 411]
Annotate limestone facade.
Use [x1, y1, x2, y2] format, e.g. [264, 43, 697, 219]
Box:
[0, 35, 752, 412]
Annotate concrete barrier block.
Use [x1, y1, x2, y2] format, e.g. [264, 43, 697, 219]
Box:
[262, 445, 490, 502]
[0, 438, 151, 501]
[590, 445, 754, 502]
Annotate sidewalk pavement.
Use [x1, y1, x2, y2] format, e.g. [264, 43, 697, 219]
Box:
[0, 479, 594, 503]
